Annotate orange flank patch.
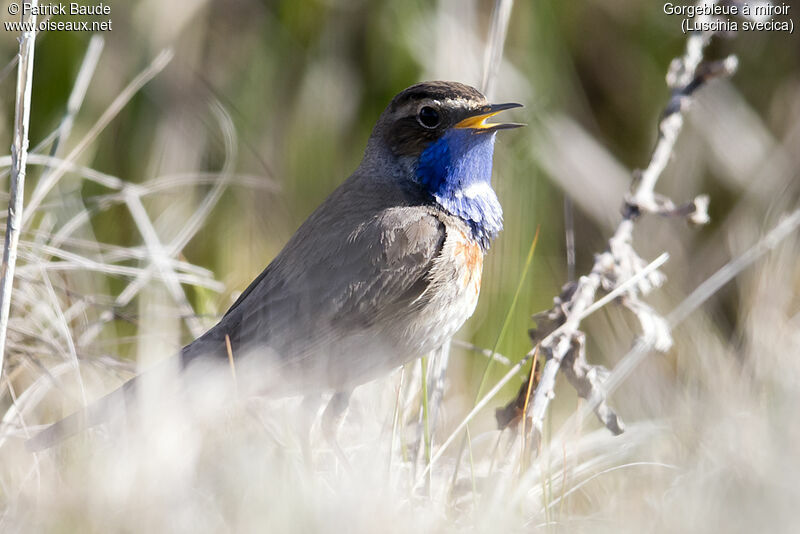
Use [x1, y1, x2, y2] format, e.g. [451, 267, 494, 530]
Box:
[453, 236, 484, 291]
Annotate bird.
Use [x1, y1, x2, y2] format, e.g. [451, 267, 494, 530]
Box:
[26, 81, 523, 451]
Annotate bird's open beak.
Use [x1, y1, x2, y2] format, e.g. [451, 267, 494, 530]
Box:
[454, 102, 524, 132]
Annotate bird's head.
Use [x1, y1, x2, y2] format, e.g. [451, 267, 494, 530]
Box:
[367, 81, 523, 249]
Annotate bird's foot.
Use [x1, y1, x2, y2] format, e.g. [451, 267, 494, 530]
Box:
[321, 390, 352, 471]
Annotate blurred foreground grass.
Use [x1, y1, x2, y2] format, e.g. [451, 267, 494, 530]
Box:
[0, 0, 798, 531]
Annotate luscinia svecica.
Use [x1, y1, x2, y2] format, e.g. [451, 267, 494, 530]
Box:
[27, 81, 522, 450]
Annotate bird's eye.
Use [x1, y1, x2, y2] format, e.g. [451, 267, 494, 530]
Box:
[417, 106, 440, 129]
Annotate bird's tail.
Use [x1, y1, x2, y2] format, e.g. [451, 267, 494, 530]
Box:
[25, 345, 224, 452]
[25, 376, 139, 452]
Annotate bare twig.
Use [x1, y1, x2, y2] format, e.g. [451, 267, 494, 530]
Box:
[512, 1, 740, 450]
[0, 35, 101, 185]
[480, 0, 514, 100]
[418, 251, 669, 483]
[664, 208, 800, 329]
[556, 207, 800, 446]
[452, 339, 511, 366]
[0, 1, 38, 377]
[564, 197, 576, 282]
[47, 35, 104, 159]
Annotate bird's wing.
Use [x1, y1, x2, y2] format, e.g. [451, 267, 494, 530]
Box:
[27, 182, 446, 450]
[327, 206, 447, 329]
[182, 202, 446, 363]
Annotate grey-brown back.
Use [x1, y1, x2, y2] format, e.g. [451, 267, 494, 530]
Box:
[179, 169, 449, 392]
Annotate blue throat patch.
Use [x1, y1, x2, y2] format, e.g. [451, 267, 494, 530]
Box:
[415, 128, 503, 250]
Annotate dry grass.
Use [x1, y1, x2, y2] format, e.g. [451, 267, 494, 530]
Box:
[0, 0, 799, 532]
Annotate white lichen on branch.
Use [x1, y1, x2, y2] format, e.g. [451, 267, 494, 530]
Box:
[503, 0, 743, 448]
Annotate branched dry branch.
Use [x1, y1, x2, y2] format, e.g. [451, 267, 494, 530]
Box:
[545, 207, 800, 459]
[0, 1, 38, 378]
[508, 0, 741, 449]
[419, 251, 668, 483]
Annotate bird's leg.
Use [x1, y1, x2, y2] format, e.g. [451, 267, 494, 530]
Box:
[426, 341, 451, 448]
[300, 394, 321, 466]
[413, 343, 452, 476]
[322, 390, 352, 469]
